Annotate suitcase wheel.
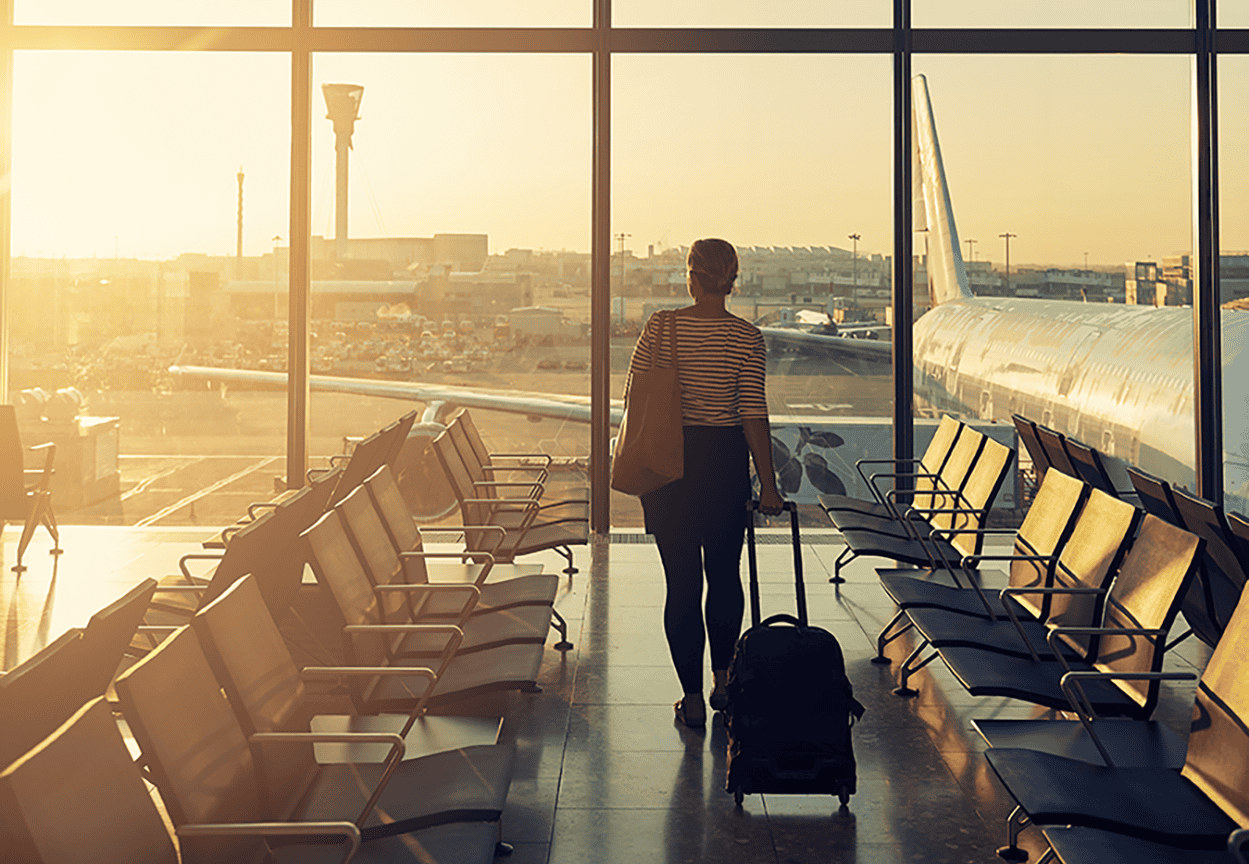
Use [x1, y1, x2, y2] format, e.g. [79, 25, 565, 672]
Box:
[837, 784, 851, 809]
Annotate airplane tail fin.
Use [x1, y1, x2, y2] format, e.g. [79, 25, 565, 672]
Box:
[913, 74, 973, 306]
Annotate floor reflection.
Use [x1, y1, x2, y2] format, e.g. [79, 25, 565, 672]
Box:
[1, 525, 1207, 864]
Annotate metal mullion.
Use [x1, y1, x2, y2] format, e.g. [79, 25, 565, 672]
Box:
[910, 28, 1195, 54]
[0, 0, 10, 404]
[308, 27, 594, 53]
[591, 0, 610, 534]
[1193, 0, 1222, 504]
[286, 0, 312, 489]
[8, 25, 294, 51]
[607, 27, 891, 53]
[892, 0, 913, 494]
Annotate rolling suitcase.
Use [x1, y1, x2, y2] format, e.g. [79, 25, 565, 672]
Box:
[724, 500, 865, 808]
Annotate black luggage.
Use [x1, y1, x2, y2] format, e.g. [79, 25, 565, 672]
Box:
[724, 500, 865, 808]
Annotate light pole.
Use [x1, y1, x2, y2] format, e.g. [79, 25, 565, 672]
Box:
[965, 237, 977, 262]
[1084, 251, 1089, 269]
[848, 233, 861, 295]
[999, 232, 1017, 294]
[615, 232, 630, 322]
[272, 235, 283, 332]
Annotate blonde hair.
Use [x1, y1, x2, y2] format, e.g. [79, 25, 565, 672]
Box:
[687, 238, 738, 296]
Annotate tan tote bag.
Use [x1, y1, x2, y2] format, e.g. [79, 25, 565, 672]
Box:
[611, 310, 684, 496]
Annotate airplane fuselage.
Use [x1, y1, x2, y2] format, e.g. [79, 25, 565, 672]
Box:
[913, 295, 1249, 513]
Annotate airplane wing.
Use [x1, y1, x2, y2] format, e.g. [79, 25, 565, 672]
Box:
[759, 327, 892, 365]
[170, 365, 625, 426]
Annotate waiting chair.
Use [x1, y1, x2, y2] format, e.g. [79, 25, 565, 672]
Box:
[1062, 438, 1132, 500]
[117, 623, 513, 845]
[822, 414, 963, 520]
[433, 428, 587, 575]
[935, 513, 1201, 720]
[2, 695, 501, 864]
[897, 488, 1139, 684]
[0, 404, 59, 573]
[872, 469, 1089, 664]
[1012, 414, 1050, 489]
[1037, 826, 1249, 864]
[984, 569, 1249, 859]
[1034, 424, 1078, 479]
[826, 435, 1014, 583]
[0, 578, 157, 771]
[192, 576, 515, 824]
[1170, 487, 1248, 645]
[337, 481, 571, 649]
[300, 510, 545, 713]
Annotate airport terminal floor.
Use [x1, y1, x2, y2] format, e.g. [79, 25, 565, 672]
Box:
[0, 524, 1211, 864]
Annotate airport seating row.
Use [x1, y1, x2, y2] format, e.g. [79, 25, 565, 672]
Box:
[819, 415, 1016, 583]
[0, 409, 585, 861]
[1013, 412, 1249, 651]
[834, 418, 1249, 863]
[433, 409, 589, 576]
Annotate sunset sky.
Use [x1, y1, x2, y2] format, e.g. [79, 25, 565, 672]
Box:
[11, 2, 1248, 269]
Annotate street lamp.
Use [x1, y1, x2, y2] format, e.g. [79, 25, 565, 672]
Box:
[999, 232, 1017, 294]
[965, 238, 977, 262]
[848, 233, 861, 294]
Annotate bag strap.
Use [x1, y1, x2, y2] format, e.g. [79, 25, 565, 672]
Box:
[664, 309, 679, 371]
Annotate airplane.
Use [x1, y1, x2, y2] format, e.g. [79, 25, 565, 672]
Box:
[760, 73, 1249, 515]
[174, 73, 1249, 518]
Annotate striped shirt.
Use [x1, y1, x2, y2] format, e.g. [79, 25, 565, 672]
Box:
[626, 311, 769, 426]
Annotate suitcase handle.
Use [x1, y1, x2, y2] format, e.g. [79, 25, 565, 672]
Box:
[745, 500, 806, 627]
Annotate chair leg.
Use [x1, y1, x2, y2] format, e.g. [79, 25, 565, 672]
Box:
[829, 545, 854, 584]
[893, 638, 937, 697]
[551, 608, 573, 651]
[14, 511, 39, 574]
[873, 609, 913, 664]
[556, 545, 578, 575]
[996, 805, 1031, 862]
[40, 496, 61, 555]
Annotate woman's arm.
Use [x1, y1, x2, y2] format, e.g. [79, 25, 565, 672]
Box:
[742, 417, 783, 515]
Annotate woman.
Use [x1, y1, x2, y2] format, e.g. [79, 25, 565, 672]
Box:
[626, 238, 784, 729]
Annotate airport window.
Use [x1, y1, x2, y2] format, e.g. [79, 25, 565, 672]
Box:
[308, 52, 591, 523]
[8, 50, 290, 524]
[0, 3, 1235, 529]
[610, 53, 891, 526]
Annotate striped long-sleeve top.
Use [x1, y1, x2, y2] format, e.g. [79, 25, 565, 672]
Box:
[626, 311, 769, 426]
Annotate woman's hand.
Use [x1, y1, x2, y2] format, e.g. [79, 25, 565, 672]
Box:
[758, 486, 784, 516]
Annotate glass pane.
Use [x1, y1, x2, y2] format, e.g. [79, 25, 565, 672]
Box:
[914, 0, 1190, 28]
[10, 51, 290, 526]
[15, 1, 288, 26]
[612, 54, 891, 527]
[308, 53, 590, 523]
[613, 0, 887, 28]
[912, 56, 1190, 511]
[1219, 57, 1249, 516]
[315, 1, 589, 27]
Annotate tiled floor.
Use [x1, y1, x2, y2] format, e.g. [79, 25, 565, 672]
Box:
[0, 525, 1210, 863]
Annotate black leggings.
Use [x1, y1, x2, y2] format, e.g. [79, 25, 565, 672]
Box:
[642, 426, 750, 695]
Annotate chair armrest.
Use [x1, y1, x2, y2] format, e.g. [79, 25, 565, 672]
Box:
[1229, 829, 1249, 864]
[177, 822, 361, 864]
[247, 501, 280, 519]
[415, 524, 506, 555]
[490, 451, 553, 468]
[376, 582, 481, 620]
[1046, 625, 1167, 674]
[252, 731, 404, 831]
[1058, 668, 1197, 763]
[178, 553, 222, 582]
[399, 551, 495, 584]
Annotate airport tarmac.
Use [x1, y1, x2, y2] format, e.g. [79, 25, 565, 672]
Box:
[55, 347, 894, 530]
